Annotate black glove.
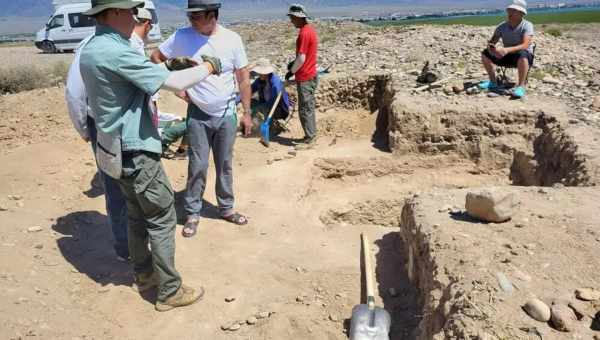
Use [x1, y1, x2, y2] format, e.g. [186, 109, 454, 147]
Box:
[287, 61, 294, 71]
[165, 57, 197, 71]
[201, 55, 222, 76]
[285, 71, 293, 81]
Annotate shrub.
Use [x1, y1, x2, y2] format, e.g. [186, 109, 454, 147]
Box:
[0, 61, 68, 94]
[545, 28, 562, 37]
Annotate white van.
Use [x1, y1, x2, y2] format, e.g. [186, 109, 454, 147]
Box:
[35, 0, 161, 53]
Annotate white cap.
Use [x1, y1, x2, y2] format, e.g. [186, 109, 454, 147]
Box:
[249, 58, 275, 75]
[136, 8, 153, 22]
[507, 0, 527, 15]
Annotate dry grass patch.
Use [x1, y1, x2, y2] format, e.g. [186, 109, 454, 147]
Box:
[0, 61, 68, 94]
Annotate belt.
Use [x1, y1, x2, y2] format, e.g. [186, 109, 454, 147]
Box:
[122, 150, 158, 158]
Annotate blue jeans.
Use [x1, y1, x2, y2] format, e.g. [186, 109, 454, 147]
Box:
[87, 116, 129, 258]
[184, 104, 237, 218]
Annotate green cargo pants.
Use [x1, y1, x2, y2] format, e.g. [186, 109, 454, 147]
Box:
[117, 152, 182, 302]
[297, 77, 318, 140]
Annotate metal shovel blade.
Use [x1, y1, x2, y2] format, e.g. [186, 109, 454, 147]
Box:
[259, 117, 271, 147]
[349, 304, 391, 340]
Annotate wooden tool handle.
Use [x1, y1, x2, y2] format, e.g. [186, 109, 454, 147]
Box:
[361, 233, 375, 310]
[267, 91, 283, 120]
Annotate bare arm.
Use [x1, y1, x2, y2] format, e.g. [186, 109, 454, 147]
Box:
[150, 48, 168, 64]
[504, 34, 532, 54]
[236, 67, 251, 115]
[151, 48, 191, 102]
[290, 53, 306, 73]
[235, 66, 252, 136]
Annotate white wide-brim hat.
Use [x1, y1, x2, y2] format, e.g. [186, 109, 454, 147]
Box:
[250, 58, 275, 75]
[507, 0, 527, 15]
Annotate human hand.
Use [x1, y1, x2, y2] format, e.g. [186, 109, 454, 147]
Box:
[494, 47, 507, 58]
[165, 57, 198, 71]
[176, 90, 191, 103]
[241, 113, 252, 137]
[201, 55, 222, 76]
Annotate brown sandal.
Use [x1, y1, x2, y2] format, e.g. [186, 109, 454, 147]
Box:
[221, 212, 248, 225]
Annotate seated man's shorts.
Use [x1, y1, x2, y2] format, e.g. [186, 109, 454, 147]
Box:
[482, 49, 534, 68]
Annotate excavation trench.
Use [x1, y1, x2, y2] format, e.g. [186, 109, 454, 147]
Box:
[315, 73, 598, 339]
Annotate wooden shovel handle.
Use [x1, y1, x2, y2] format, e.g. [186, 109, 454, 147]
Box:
[361, 233, 376, 310]
[267, 91, 283, 120]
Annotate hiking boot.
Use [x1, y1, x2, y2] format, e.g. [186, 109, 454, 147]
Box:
[155, 285, 204, 312]
[131, 271, 159, 293]
[478, 80, 498, 91]
[511, 86, 526, 99]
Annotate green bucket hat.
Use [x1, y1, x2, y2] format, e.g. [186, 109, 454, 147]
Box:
[83, 0, 144, 16]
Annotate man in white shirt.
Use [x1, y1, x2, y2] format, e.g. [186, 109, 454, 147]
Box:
[130, 8, 153, 55]
[151, 0, 252, 237]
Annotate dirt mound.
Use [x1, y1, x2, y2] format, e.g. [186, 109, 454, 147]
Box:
[313, 157, 412, 179]
[320, 199, 404, 227]
[398, 187, 600, 339]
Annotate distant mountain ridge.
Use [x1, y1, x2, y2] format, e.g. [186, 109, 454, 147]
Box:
[0, 0, 508, 17]
[0, 0, 594, 17]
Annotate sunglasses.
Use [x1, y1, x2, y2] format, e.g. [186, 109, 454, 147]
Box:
[188, 10, 218, 21]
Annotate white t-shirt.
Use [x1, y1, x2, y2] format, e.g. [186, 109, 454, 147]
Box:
[159, 25, 248, 117]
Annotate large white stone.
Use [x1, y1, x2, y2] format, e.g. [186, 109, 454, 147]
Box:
[465, 189, 517, 223]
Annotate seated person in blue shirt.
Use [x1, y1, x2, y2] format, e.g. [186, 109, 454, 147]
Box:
[245, 58, 291, 136]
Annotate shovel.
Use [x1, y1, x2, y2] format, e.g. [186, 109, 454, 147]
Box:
[259, 90, 283, 147]
[349, 233, 391, 340]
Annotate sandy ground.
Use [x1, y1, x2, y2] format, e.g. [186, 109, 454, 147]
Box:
[0, 81, 515, 339]
[0, 46, 74, 71]
[1, 21, 600, 338]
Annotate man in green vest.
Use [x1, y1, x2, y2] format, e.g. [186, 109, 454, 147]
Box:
[79, 0, 221, 312]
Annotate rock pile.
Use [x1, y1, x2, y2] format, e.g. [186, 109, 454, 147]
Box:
[234, 21, 600, 127]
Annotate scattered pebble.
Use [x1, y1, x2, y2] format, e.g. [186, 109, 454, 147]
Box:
[221, 322, 241, 331]
[296, 295, 305, 303]
[568, 300, 592, 319]
[256, 311, 270, 319]
[224, 296, 236, 303]
[551, 303, 576, 332]
[523, 298, 551, 322]
[495, 272, 514, 294]
[0, 203, 8, 211]
[27, 226, 43, 233]
[328, 313, 339, 322]
[34, 243, 43, 250]
[246, 316, 257, 325]
[575, 287, 600, 301]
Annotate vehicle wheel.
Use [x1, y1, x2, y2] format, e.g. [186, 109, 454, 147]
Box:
[41, 40, 57, 53]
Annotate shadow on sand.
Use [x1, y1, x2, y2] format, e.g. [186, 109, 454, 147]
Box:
[52, 210, 155, 304]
